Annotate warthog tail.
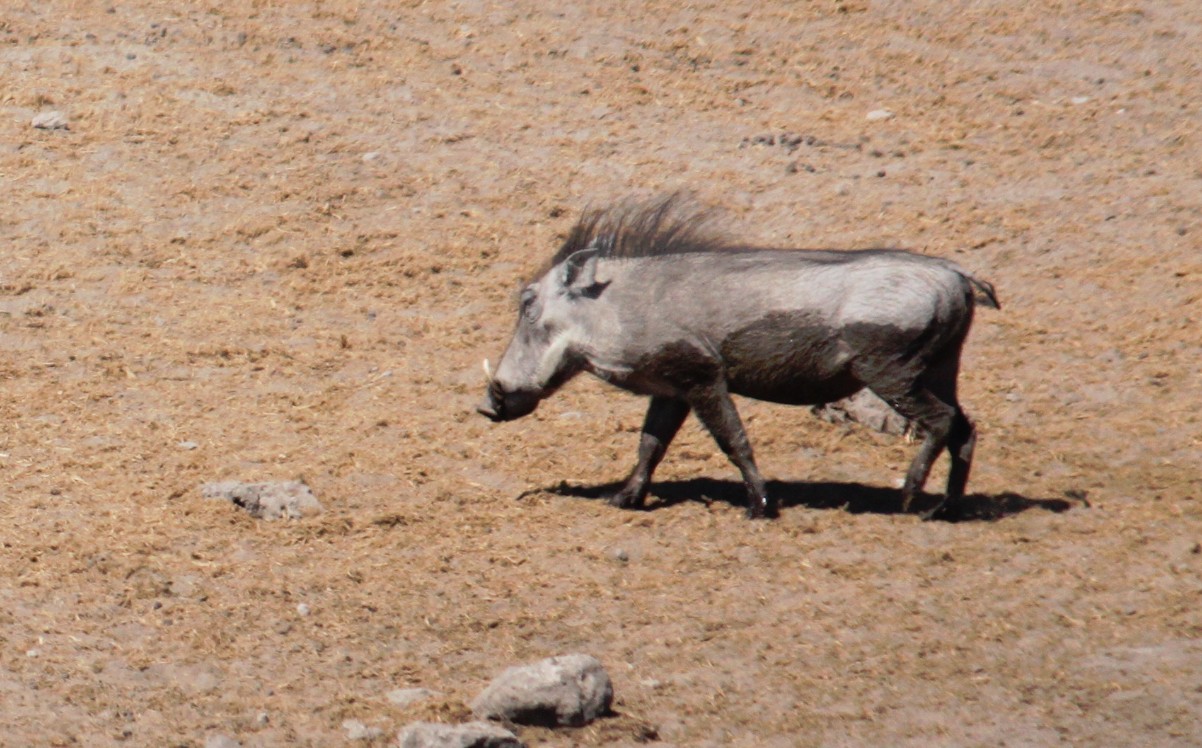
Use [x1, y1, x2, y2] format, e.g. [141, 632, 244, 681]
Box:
[967, 274, 1000, 310]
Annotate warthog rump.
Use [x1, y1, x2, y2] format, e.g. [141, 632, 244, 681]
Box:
[478, 196, 998, 520]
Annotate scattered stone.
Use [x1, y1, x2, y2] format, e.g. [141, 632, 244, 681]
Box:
[342, 719, 384, 741]
[363, 151, 381, 162]
[812, 390, 911, 436]
[204, 735, 241, 748]
[387, 687, 439, 707]
[296, 603, 311, 616]
[611, 547, 629, 563]
[866, 108, 895, 121]
[177, 440, 199, 450]
[31, 110, 69, 130]
[471, 654, 613, 727]
[1070, 96, 1090, 105]
[779, 132, 804, 151]
[396, 721, 524, 748]
[201, 480, 323, 520]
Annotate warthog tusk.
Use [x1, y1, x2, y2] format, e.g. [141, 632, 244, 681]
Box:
[482, 358, 494, 382]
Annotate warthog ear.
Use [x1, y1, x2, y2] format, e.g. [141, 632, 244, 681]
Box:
[560, 247, 601, 295]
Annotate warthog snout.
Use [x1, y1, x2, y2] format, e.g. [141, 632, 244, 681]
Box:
[476, 378, 540, 422]
[475, 382, 505, 421]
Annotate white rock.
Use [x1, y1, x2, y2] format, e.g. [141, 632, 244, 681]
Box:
[397, 721, 524, 748]
[866, 109, 895, 122]
[201, 480, 323, 520]
[32, 111, 69, 130]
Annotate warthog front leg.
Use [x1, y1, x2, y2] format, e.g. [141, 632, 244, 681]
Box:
[609, 396, 690, 510]
[689, 384, 776, 519]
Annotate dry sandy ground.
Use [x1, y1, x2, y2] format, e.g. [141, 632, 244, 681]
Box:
[2, 1, 1200, 746]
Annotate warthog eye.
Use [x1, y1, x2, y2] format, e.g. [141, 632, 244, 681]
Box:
[519, 289, 538, 321]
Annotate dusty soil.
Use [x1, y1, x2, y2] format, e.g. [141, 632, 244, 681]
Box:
[2, 1, 1200, 745]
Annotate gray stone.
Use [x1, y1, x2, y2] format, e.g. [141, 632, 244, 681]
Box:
[202, 480, 323, 520]
[470, 654, 612, 727]
[396, 721, 524, 748]
[812, 390, 911, 436]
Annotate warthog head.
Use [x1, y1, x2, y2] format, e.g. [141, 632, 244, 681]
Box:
[477, 247, 603, 422]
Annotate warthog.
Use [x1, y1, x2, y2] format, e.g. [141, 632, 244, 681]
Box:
[478, 197, 999, 520]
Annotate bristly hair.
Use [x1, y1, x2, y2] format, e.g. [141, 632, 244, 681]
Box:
[535, 194, 732, 279]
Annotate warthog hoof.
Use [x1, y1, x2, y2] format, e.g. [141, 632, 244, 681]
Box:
[746, 495, 779, 520]
[606, 488, 645, 510]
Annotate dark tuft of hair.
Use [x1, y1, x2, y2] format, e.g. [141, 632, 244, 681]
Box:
[535, 194, 731, 279]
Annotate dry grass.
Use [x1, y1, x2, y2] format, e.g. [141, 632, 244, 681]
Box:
[2, 1, 1200, 745]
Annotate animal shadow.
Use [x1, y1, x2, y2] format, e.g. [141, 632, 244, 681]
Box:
[543, 478, 1079, 523]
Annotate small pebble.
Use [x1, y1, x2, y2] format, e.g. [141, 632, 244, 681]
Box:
[296, 603, 311, 616]
[342, 719, 384, 741]
[177, 441, 199, 450]
[612, 548, 629, 563]
[866, 109, 895, 122]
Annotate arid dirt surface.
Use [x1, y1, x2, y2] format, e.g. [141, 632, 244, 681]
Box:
[3, 1, 1201, 746]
